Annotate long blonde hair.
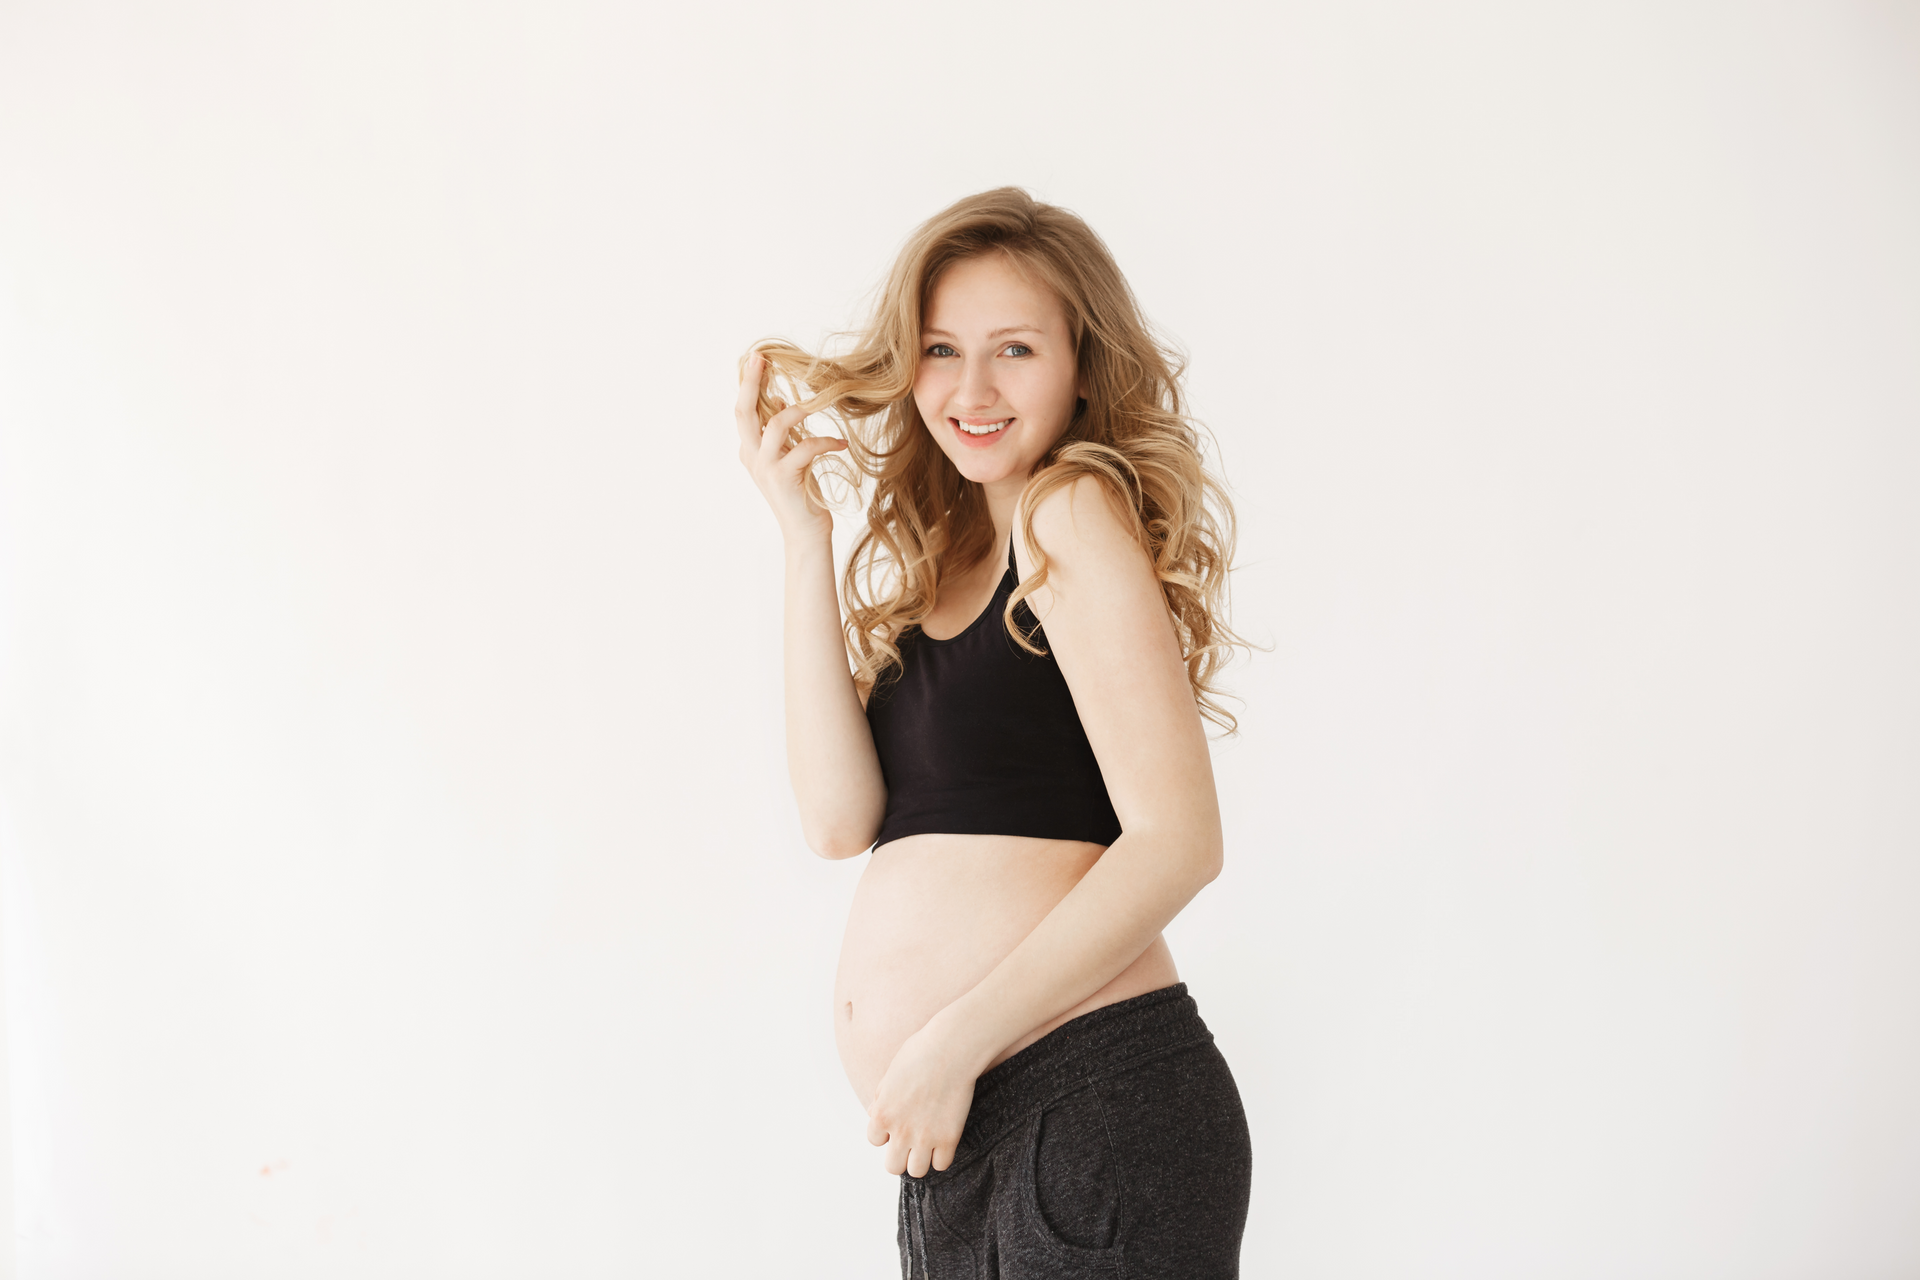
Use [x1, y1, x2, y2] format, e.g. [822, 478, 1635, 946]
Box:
[747, 188, 1246, 730]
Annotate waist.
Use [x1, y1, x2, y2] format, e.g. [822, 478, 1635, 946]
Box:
[957, 984, 1209, 1159]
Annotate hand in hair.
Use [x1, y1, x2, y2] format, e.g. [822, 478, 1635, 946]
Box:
[734, 350, 847, 541]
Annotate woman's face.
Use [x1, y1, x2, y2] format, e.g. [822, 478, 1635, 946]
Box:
[913, 253, 1082, 492]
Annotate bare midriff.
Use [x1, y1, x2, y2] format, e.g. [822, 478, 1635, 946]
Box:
[833, 831, 1180, 1108]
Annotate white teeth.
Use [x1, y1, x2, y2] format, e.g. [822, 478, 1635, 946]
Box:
[958, 419, 1010, 436]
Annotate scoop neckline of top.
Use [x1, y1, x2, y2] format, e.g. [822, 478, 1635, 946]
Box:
[912, 547, 1019, 646]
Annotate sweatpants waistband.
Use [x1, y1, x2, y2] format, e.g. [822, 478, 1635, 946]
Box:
[956, 982, 1213, 1160]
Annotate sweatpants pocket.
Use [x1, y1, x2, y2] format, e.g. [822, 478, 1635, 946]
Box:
[1003, 1089, 1126, 1276]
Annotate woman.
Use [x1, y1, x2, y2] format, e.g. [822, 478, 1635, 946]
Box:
[733, 188, 1252, 1277]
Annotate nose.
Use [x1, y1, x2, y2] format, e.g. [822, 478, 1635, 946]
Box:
[956, 354, 997, 411]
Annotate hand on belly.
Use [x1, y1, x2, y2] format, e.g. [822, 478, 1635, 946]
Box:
[833, 834, 1098, 1103]
[832, 833, 1179, 1120]
[863, 1019, 979, 1179]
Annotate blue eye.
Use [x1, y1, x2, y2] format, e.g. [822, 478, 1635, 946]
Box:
[1004, 343, 1033, 357]
[925, 343, 957, 358]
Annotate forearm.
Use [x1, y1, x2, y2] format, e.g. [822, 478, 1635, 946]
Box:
[783, 532, 886, 856]
[930, 825, 1223, 1069]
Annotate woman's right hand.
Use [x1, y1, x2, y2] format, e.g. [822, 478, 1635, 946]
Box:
[735, 351, 848, 542]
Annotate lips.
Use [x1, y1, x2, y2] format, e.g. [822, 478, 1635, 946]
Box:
[951, 417, 1012, 447]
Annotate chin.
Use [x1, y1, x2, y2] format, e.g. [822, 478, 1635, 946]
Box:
[944, 450, 1028, 487]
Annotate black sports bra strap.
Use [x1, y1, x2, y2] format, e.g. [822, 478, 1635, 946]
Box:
[1006, 536, 1018, 578]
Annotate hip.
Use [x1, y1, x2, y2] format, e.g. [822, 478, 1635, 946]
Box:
[898, 985, 1253, 1278]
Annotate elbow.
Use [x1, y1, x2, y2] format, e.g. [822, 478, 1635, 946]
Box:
[802, 817, 878, 861]
[1196, 840, 1224, 888]
[796, 789, 885, 861]
[1128, 821, 1221, 890]
[1191, 821, 1225, 887]
[1126, 817, 1223, 888]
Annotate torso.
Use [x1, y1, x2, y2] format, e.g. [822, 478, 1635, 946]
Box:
[833, 541, 1180, 1107]
[834, 834, 1179, 1106]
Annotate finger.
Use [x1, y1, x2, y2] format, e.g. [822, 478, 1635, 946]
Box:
[757, 401, 810, 461]
[930, 1144, 954, 1174]
[733, 352, 768, 448]
[866, 1112, 889, 1148]
[778, 436, 848, 474]
[882, 1137, 908, 1177]
[906, 1143, 931, 1180]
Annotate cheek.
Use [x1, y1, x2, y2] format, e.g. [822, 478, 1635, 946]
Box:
[911, 368, 949, 424]
[1018, 363, 1080, 421]
[1054, 369, 1082, 414]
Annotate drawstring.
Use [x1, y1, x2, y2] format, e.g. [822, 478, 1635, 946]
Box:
[898, 1181, 910, 1277]
[901, 1177, 931, 1277]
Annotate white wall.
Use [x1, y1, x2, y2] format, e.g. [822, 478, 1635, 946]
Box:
[1, 3, 1916, 1276]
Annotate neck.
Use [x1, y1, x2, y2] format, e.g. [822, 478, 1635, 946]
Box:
[981, 474, 1024, 559]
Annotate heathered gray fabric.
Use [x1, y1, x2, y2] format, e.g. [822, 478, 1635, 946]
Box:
[898, 985, 1252, 1278]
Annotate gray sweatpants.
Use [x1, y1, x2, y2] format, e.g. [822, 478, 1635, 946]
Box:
[898, 984, 1253, 1278]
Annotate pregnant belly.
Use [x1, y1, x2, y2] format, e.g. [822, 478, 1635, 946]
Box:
[833, 832, 1180, 1108]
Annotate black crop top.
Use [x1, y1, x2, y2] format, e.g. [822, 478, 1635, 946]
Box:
[864, 541, 1123, 850]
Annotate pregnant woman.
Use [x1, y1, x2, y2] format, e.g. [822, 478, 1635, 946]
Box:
[733, 188, 1252, 1277]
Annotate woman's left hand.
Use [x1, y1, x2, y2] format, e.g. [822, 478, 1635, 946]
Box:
[865, 1021, 982, 1178]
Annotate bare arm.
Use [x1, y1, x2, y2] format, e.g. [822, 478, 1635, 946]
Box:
[939, 475, 1223, 1039]
[734, 353, 887, 858]
[864, 474, 1224, 1174]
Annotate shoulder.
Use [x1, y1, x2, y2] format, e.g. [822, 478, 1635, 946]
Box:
[1012, 472, 1151, 603]
[1018, 474, 1138, 561]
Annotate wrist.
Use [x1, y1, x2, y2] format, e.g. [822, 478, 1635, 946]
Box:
[923, 991, 1011, 1076]
[781, 523, 834, 561]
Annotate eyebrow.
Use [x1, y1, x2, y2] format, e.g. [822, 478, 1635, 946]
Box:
[923, 326, 1044, 340]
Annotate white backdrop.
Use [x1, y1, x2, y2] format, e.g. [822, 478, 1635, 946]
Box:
[2, 3, 1917, 1277]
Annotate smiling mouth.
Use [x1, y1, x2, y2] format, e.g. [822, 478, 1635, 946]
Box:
[955, 418, 1011, 437]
